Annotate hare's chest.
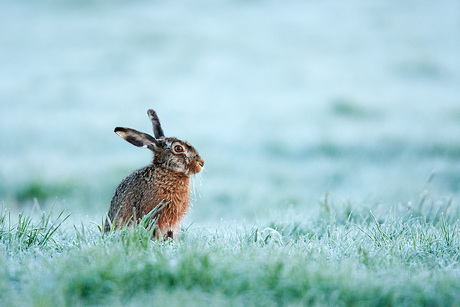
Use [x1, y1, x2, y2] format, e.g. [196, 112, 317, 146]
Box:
[153, 179, 189, 205]
[150, 172, 190, 206]
[152, 177, 190, 237]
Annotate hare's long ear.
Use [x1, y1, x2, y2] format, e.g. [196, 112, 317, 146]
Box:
[147, 109, 165, 139]
[114, 127, 157, 150]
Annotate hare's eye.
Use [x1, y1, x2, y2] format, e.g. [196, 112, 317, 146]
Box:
[173, 145, 184, 153]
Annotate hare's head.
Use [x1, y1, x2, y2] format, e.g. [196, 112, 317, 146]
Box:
[114, 109, 204, 175]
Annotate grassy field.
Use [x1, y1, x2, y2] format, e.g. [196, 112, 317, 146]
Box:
[1, 193, 459, 306]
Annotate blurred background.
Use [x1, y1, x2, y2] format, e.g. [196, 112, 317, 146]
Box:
[1, 0, 459, 225]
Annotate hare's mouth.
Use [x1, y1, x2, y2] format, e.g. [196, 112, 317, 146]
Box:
[188, 159, 204, 175]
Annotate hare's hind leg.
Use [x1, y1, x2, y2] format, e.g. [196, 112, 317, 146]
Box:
[104, 218, 111, 233]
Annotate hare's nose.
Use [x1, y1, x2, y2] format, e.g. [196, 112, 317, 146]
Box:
[198, 158, 204, 167]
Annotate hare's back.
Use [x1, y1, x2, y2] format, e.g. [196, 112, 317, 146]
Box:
[108, 166, 156, 220]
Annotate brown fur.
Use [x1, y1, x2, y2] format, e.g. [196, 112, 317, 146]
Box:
[104, 109, 203, 239]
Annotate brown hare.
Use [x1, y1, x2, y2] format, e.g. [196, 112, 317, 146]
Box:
[104, 109, 204, 239]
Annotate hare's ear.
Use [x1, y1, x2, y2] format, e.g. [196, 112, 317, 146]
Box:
[147, 109, 165, 139]
[114, 127, 157, 150]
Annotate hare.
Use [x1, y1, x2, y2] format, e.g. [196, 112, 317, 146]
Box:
[104, 109, 204, 239]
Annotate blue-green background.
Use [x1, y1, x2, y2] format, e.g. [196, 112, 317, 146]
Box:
[1, 0, 459, 225]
